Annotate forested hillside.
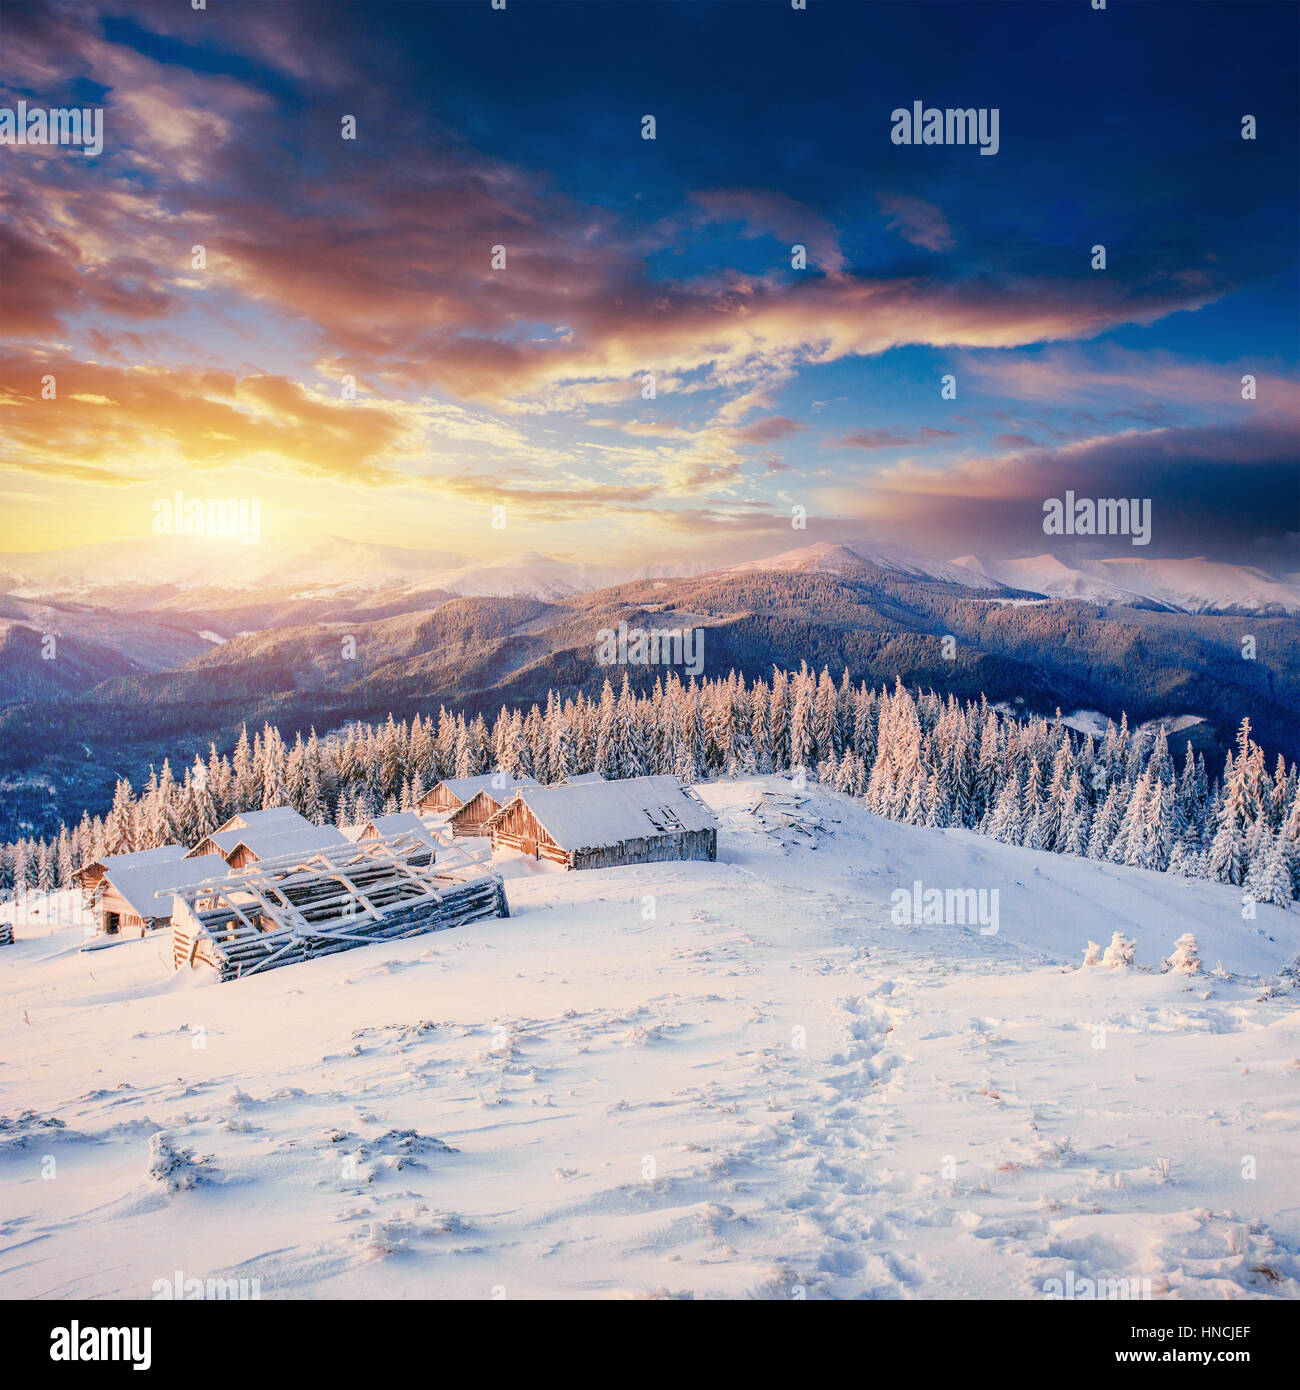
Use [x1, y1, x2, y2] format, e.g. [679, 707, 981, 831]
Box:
[4, 665, 1297, 917]
[1, 569, 1295, 841]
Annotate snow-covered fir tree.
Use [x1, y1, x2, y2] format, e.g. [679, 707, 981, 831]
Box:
[5, 667, 1297, 913]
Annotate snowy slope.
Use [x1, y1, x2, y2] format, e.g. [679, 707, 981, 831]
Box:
[1, 779, 1297, 1301]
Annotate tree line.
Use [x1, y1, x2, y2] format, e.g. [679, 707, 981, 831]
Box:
[2, 665, 1296, 909]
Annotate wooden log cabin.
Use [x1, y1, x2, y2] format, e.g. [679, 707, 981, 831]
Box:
[484, 775, 718, 870]
[82, 850, 231, 937]
[75, 844, 190, 895]
[417, 772, 538, 818]
[183, 806, 347, 867]
[222, 823, 349, 870]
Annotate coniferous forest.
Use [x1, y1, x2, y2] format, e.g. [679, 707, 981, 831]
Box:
[3, 666, 1296, 911]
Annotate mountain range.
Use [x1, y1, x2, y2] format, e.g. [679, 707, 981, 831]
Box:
[2, 531, 1299, 843]
[2, 535, 1297, 616]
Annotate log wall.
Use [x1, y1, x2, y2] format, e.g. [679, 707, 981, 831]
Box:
[571, 828, 717, 870]
[97, 882, 155, 935]
[448, 793, 504, 838]
[488, 800, 570, 864]
[419, 785, 462, 813]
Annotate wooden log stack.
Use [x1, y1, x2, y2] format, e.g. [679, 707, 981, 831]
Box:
[169, 830, 509, 983]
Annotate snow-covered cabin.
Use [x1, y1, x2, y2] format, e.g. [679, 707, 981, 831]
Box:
[84, 851, 230, 937]
[418, 772, 539, 816]
[484, 775, 718, 870]
[186, 807, 342, 867]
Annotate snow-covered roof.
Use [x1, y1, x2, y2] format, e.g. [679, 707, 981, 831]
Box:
[211, 807, 309, 836]
[102, 855, 231, 922]
[189, 809, 321, 858]
[84, 844, 189, 874]
[224, 824, 350, 863]
[560, 772, 606, 785]
[362, 812, 437, 847]
[436, 772, 539, 804]
[488, 775, 716, 851]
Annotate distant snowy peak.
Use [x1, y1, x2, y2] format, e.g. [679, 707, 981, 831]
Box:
[1097, 557, 1300, 615]
[954, 554, 1153, 607]
[402, 554, 627, 602]
[949, 553, 1300, 614]
[731, 540, 1004, 590]
[398, 553, 713, 602]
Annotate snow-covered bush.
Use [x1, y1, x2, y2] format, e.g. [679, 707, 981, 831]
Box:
[147, 1131, 213, 1192]
[1164, 932, 1201, 974]
[1081, 940, 1102, 967]
[1101, 932, 1136, 969]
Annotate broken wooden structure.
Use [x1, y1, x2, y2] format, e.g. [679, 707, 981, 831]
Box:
[169, 829, 508, 982]
[746, 787, 838, 854]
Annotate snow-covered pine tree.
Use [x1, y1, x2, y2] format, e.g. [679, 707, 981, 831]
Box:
[1207, 750, 1249, 886]
[56, 827, 74, 889]
[1253, 829, 1294, 909]
[987, 774, 1022, 844]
